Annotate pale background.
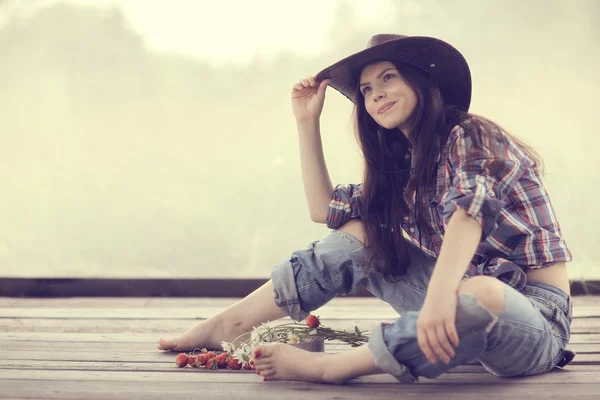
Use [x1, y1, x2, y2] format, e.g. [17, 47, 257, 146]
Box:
[0, 0, 598, 279]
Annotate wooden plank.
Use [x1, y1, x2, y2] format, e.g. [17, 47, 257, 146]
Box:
[0, 308, 401, 320]
[1, 317, 598, 335]
[571, 295, 600, 306]
[2, 331, 599, 345]
[0, 340, 597, 356]
[1, 367, 600, 385]
[0, 297, 390, 307]
[0, 314, 596, 334]
[0, 332, 184, 343]
[1, 307, 597, 319]
[0, 359, 523, 374]
[0, 318, 384, 334]
[5, 361, 584, 375]
[0, 295, 596, 308]
[0, 359, 595, 375]
[0, 349, 597, 365]
[0, 359, 493, 374]
[1, 380, 599, 400]
[1, 298, 598, 318]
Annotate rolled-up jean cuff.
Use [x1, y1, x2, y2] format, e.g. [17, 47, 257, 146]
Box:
[271, 258, 311, 322]
[368, 323, 418, 383]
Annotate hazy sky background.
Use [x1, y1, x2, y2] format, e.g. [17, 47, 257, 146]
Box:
[0, 0, 598, 280]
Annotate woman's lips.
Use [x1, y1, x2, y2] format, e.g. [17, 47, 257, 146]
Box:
[378, 102, 395, 114]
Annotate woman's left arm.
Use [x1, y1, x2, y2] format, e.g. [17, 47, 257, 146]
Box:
[418, 123, 530, 365]
[416, 208, 482, 365]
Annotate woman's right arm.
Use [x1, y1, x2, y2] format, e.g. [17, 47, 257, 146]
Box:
[292, 76, 362, 225]
[292, 76, 334, 223]
[297, 119, 334, 223]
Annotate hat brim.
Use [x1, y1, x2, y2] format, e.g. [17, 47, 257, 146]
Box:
[315, 36, 471, 111]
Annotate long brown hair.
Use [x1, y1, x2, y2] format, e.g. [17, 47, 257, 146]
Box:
[353, 60, 543, 282]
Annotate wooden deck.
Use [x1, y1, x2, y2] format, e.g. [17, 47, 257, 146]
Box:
[1, 295, 599, 399]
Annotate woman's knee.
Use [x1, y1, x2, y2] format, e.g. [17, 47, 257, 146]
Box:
[458, 276, 506, 316]
[337, 219, 365, 244]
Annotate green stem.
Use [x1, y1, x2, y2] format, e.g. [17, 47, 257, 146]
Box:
[228, 321, 371, 349]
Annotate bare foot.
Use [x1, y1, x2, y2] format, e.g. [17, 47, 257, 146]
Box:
[251, 343, 338, 384]
[157, 316, 249, 352]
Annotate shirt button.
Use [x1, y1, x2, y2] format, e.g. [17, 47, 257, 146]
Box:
[410, 227, 415, 233]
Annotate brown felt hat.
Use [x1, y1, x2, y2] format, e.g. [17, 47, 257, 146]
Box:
[316, 34, 472, 111]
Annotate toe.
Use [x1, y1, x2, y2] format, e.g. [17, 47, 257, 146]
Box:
[253, 357, 271, 368]
[258, 367, 275, 378]
[158, 338, 172, 350]
[159, 338, 182, 351]
[252, 345, 267, 359]
[253, 343, 279, 359]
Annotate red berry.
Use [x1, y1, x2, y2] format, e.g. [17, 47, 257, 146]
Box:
[205, 351, 217, 359]
[227, 356, 243, 370]
[187, 356, 197, 367]
[175, 353, 188, 368]
[216, 354, 228, 368]
[196, 354, 209, 366]
[306, 315, 320, 329]
[206, 358, 219, 369]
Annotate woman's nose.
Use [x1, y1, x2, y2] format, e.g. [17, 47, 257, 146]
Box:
[373, 87, 386, 100]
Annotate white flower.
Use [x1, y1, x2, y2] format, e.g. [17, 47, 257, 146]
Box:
[250, 324, 273, 345]
[287, 332, 301, 344]
[233, 344, 252, 368]
[250, 330, 262, 345]
[221, 341, 236, 354]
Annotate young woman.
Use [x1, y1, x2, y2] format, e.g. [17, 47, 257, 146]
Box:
[158, 34, 575, 384]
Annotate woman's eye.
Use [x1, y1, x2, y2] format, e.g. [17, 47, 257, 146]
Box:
[362, 87, 371, 95]
[383, 73, 394, 81]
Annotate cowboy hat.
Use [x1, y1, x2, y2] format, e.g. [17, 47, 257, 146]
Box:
[315, 34, 472, 111]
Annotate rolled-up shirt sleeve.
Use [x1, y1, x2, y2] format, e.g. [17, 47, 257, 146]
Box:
[326, 183, 362, 229]
[442, 125, 530, 241]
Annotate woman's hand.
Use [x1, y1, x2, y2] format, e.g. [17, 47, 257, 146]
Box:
[291, 76, 330, 123]
[417, 290, 460, 364]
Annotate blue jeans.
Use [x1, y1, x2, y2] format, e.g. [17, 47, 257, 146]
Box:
[271, 229, 575, 383]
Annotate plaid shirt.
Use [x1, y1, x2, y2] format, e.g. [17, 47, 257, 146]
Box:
[326, 124, 572, 290]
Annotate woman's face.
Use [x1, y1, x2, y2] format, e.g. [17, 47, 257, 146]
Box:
[359, 61, 418, 134]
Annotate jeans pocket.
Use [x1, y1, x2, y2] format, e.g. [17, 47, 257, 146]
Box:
[537, 298, 575, 372]
[531, 296, 559, 323]
[517, 330, 567, 376]
[522, 345, 565, 376]
[529, 295, 571, 344]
